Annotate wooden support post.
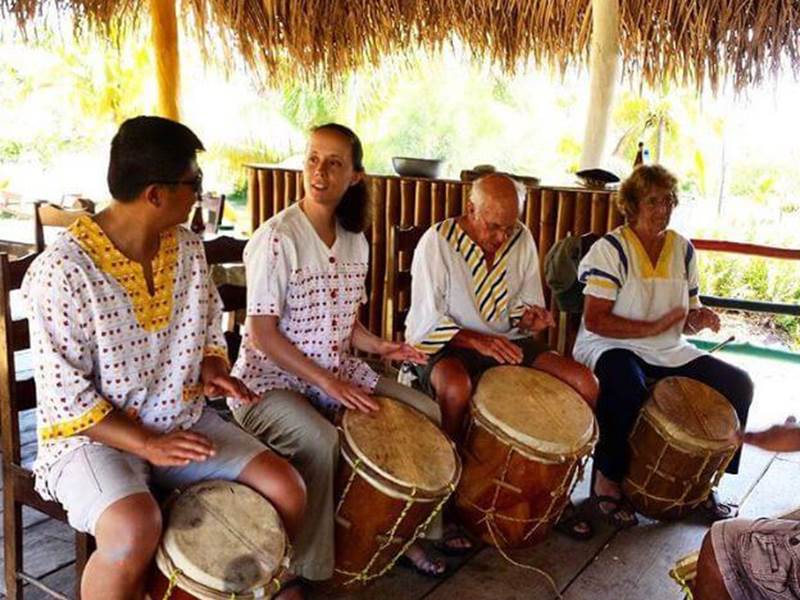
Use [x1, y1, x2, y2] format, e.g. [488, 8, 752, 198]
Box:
[579, 0, 620, 169]
[150, 0, 181, 120]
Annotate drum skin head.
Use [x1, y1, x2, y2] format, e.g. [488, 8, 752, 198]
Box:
[648, 376, 740, 450]
[162, 480, 286, 594]
[343, 396, 458, 493]
[473, 366, 595, 457]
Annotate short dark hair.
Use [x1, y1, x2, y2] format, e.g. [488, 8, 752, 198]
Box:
[312, 123, 370, 233]
[107, 115, 205, 201]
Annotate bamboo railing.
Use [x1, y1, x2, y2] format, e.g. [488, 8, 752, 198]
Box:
[245, 165, 621, 349]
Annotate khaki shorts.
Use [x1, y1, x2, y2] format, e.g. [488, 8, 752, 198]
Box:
[712, 518, 800, 600]
[46, 409, 266, 535]
[413, 335, 550, 397]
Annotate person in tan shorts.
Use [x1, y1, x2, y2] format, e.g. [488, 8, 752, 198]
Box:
[23, 116, 306, 600]
[694, 417, 800, 600]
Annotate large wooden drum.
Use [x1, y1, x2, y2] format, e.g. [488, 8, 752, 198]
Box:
[622, 376, 741, 520]
[456, 366, 597, 548]
[332, 396, 460, 587]
[147, 480, 289, 599]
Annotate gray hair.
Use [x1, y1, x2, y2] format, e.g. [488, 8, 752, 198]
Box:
[469, 174, 526, 214]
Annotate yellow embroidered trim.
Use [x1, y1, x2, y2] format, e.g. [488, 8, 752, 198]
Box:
[39, 400, 113, 441]
[435, 219, 522, 323]
[622, 226, 675, 279]
[587, 276, 619, 290]
[415, 316, 460, 355]
[182, 383, 204, 403]
[203, 345, 231, 370]
[69, 216, 178, 332]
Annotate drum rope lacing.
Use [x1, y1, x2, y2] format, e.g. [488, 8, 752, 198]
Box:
[333, 452, 455, 586]
[458, 417, 597, 600]
[623, 410, 738, 514]
[159, 547, 284, 599]
[468, 442, 587, 600]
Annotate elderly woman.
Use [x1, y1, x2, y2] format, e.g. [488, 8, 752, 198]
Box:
[572, 165, 753, 528]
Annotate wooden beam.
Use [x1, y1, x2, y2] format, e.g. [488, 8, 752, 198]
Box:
[150, 0, 181, 121]
[579, 0, 620, 169]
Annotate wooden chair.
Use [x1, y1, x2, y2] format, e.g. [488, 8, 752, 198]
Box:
[33, 200, 95, 253]
[385, 225, 426, 342]
[1, 252, 93, 600]
[203, 236, 247, 365]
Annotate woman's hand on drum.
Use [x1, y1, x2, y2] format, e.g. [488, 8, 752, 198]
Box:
[685, 307, 721, 334]
[379, 340, 428, 365]
[141, 430, 216, 467]
[321, 376, 379, 413]
[518, 305, 555, 333]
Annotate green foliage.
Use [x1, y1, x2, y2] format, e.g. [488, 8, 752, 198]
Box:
[698, 253, 800, 349]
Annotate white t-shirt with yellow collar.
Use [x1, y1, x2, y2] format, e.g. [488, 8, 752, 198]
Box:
[572, 225, 705, 370]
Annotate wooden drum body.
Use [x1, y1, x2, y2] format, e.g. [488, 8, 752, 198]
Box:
[622, 376, 741, 520]
[147, 480, 289, 600]
[456, 367, 597, 549]
[332, 396, 460, 587]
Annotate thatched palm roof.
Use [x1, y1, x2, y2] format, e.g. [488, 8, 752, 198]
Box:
[3, 0, 800, 91]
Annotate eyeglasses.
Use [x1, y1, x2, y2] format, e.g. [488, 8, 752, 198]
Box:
[642, 191, 678, 210]
[476, 213, 518, 238]
[151, 170, 203, 197]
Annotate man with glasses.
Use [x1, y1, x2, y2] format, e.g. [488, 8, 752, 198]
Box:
[405, 173, 599, 544]
[22, 115, 306, 600]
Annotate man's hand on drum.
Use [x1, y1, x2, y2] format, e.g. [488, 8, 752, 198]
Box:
[142, 430, 216, 467]
[466, 332, 523, 364]
[378, 340, 428, 365]
[518, 305, 555, 333]
[685, 307, 721, 334]
[321, 376, 380, 413]
[201, 355, 260, 404]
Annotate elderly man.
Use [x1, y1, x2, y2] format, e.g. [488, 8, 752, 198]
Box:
[405, 173, 599, 541]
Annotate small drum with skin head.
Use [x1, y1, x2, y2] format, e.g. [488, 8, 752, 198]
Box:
[456, 366, 597, 548]
[332, 395, 460, 587]
[147, 480, 289, 600]
[623, 376, 741, 520]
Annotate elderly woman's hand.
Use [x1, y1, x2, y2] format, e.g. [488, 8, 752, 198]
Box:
[652, 306, 687, 335]
[685, 307, 721, 334]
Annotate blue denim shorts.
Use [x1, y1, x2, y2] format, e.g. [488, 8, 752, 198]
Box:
[712, 518, 800, 600]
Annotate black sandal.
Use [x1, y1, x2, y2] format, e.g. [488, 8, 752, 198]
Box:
[396, 553, 447, 578]
[591, 494, 638, 529]
[433, 525, 474, 556]
[554, 502, 594, 541]
[701, 489, 739, 522]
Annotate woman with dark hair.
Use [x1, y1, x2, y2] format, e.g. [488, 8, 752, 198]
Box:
[572, 164, 753, 529]
[228, 123, 449, 596]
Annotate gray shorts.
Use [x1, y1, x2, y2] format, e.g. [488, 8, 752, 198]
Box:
[46, 409, 266, 535]
[712, 518, 800, 600]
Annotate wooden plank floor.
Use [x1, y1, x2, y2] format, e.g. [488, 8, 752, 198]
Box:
[2, 352, 799, 599]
